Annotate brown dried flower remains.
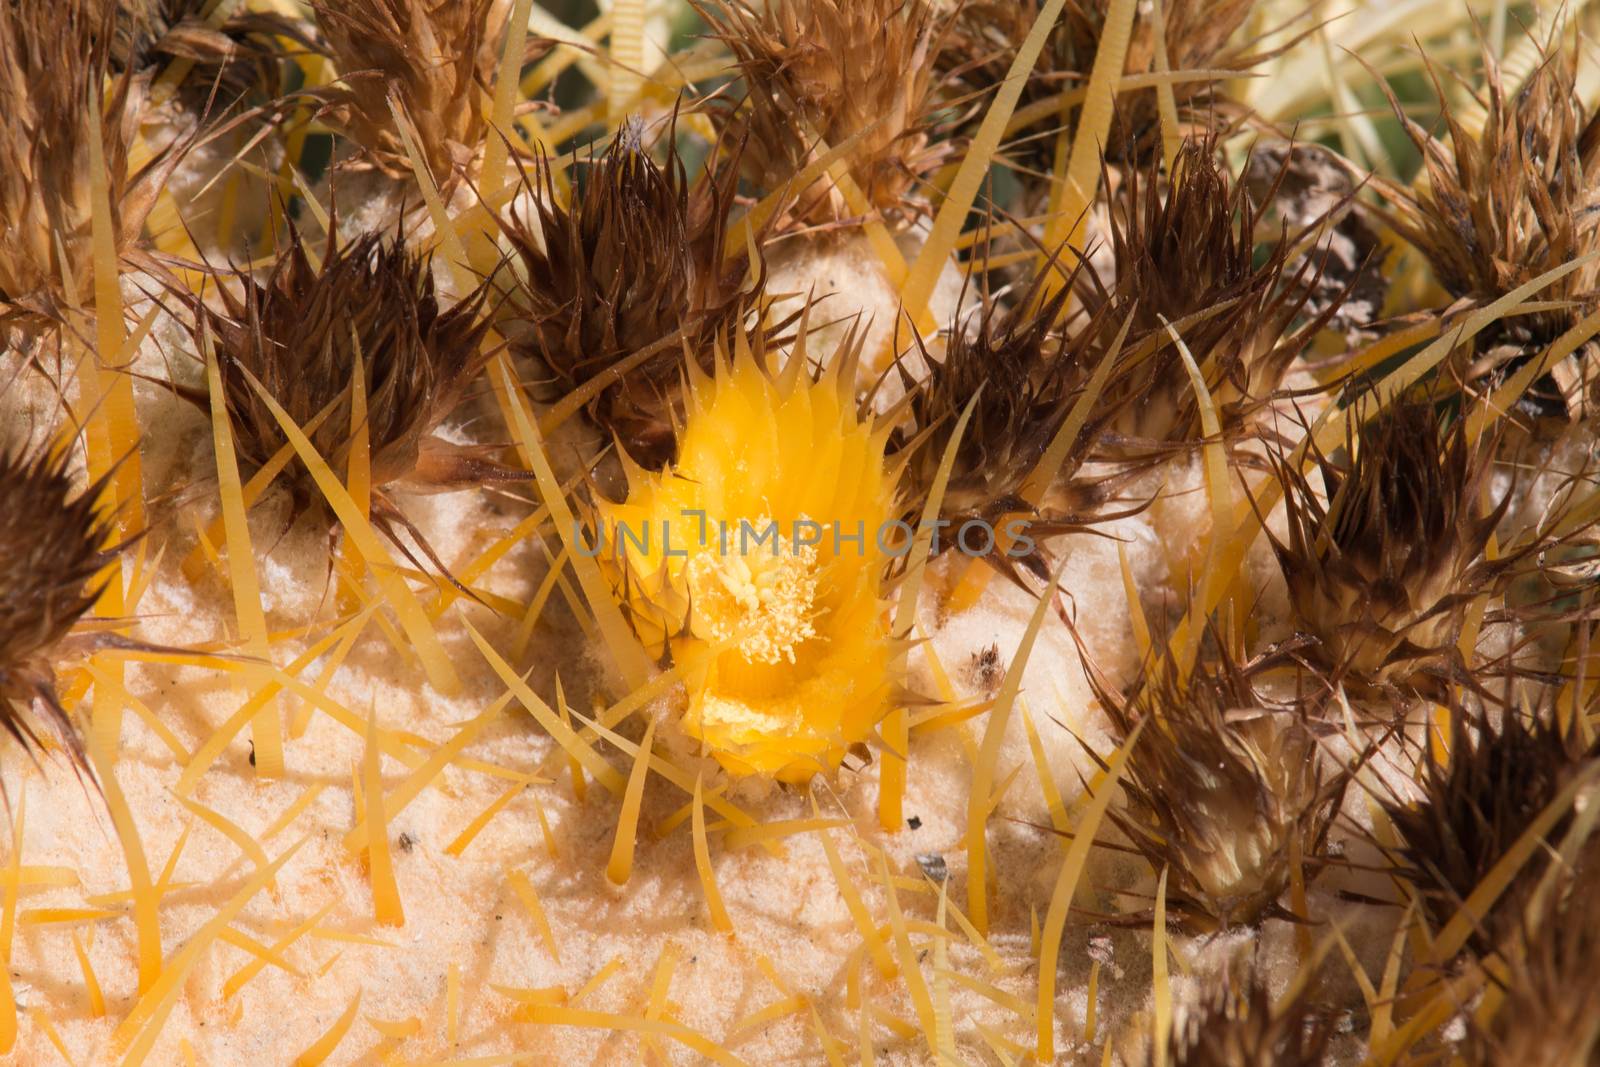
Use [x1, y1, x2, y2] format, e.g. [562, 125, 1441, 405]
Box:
[1372, 48, 1600, 422]
[1382, 697, 1600, 959]
[499, 127, 765, 469]
[898, 270, 1135, 578]
[1078, 139, 1332, 451]
[697, 0, 951, 223]
[0, 444, 117, 767]
[1466, 843, 1600, 1065]
[114, 0, 304, 108]
[176, 224, 501, 531]
[1091, 646, 1346, 933]
[943, 0, 1261, 173]
[1162, 972, 1334, 1067]
[1269, 403, 1509, 688]
[313, 0, 515, 184]
[0, 0, 171, 324]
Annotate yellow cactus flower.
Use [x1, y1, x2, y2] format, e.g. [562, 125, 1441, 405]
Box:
[597, 340, 895, 782]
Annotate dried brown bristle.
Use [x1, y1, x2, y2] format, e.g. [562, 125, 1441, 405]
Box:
[1162, 970, 1335, 1067]
[1465, 844, 1600, 1065]
[0, 443, 116, 768]
[941, 0, 1261, 174]
[0, 0, 169, 326]
[695, 0, 952, 224]
[312, 0, 516, 184]
[498, 125, 767, 469]
[174, 223, 501, 532]
[1088, 644, 1345, 933]
[1370, 47, 1600, 422]
[897, 269, 1133, 578]
[1078, 138, 1332, 452]
[1381, 694, 1600, 959]
[1268, 402, 1510, 689]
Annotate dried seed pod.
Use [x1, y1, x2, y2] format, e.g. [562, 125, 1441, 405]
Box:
[1078, 139, 1333, 454]
[1090, 646, 1346, 933]
[1381, 697, 1599, 959]
[940, 0, 1263, 176]
[312, 0, 521, 184]
[1161, 971, 1335, 1067]
[1370, 48, 1600, 424]
[1269, 402, 1509, 688]
[498, 125, 766, 469]
[0, 0, 173, 326]
[171, 223, 505, 543]
[695, 0, 953, 225]
[0, 444, 117, 766]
